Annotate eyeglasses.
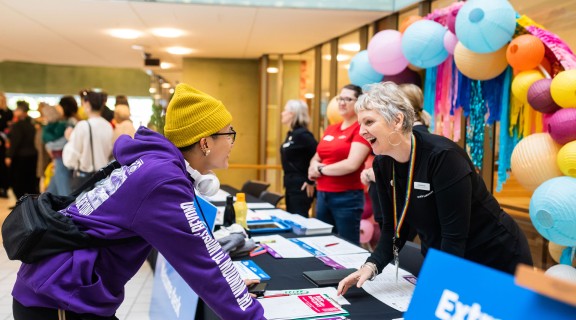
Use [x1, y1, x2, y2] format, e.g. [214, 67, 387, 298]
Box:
[211, 127, 237, 144]
[336, 96, 357, 103]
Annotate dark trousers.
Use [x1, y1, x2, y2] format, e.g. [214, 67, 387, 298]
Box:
[10, 154, 38, 199]
[284, 174, 314, 217]
[0, 140, 9, 190]
[13, 299, 118, 320]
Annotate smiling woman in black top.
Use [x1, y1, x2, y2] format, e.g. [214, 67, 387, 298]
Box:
[338, 82, 532, 296]
[280, 99, 318, 217]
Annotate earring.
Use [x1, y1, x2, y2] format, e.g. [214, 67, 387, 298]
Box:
[203, 149, 211, 156]
[387, 130, 402, 147]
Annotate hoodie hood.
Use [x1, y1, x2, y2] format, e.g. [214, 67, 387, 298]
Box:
[114, 126, 186, 171]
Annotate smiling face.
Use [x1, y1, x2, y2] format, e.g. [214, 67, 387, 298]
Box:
[358, 109, 398, 155]
[206, 124, 235, 170]
[337, 88, 358, 119]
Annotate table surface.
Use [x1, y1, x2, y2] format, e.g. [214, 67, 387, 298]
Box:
[197, 186, 411, 319]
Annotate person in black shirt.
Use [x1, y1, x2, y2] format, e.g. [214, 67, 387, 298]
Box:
[0, 92, 13, 197]
[338, 82, 532, 295]
[280, 100, 317, 217]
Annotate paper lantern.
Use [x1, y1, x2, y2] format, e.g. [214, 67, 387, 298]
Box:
[530, 176, 576, 246]
[360, 219, 374, 244]
[551, 70, 576, 108]
[402, 20, 449, 69]
[455, 0, 516, 53]
[527, 79, 561, 114]
[511, 133, 562, 191]
[454, 42, 508, 80]
[548, 108, 576, 145]
[367, 30, 409, 76]
[326, 97, 343, 125]
[399, 15, 422, 34]
[545, 264, 576, 283]
[383, 67, 422, 87]
[348, 50, 383, 88]
[446, 7, 458, 34]
[512, 70, 545, 104]
[443, 31, 458, 55]
[506, 35, 545, 71]
[557, 141, 576, 177]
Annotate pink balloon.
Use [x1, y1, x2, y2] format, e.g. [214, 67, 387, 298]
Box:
[368, 30, 409, 76]
[360, 219, 374, 244]
[443, 31, 458, 55]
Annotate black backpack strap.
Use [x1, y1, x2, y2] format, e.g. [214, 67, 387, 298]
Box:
[69, 160, 122, 198]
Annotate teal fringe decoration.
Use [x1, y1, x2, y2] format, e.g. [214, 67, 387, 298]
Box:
[496, 67, 519, 192]
[423, 66, 437, 131]
[466, 81, 486, 169]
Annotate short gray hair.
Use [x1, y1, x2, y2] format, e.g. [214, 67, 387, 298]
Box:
[355, 82, 415, 134]
[284, 99, 310, 129]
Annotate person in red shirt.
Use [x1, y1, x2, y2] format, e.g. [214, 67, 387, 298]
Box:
[308, 84, 371, 244]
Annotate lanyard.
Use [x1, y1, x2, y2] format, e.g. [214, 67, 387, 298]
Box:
[392, 134, 417, 239]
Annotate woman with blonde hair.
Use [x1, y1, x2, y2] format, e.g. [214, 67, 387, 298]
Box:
[280, 99, 317, 217]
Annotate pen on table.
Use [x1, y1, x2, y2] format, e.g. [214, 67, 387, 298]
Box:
[261, 293, 290, 299]
[249, 248, 268, 257]
[256, 240, 276, 244]
[324, 242, 339, 247]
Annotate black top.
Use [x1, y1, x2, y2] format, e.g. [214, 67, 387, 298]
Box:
[367, 130, 525, 273]
[280, 126, 317, 185]
[0, 108, 13, 132]
[7, 116, 37, 158]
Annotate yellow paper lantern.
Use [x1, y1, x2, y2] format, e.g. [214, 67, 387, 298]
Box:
[511, 70, 544, 104]
[551, 69, 576, 108]
[326, 96, 342, 125]
[557, 141, 576, 177]
[511, 133, 562, 191]
[454, 42, 508, 81]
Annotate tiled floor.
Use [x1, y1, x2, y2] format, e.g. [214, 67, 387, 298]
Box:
[0, 190, 155, 320]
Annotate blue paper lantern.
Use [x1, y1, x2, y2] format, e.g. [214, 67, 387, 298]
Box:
[529, 176, 576, 246]
[456, 0, 516, 53]
[348, 50, 383, 88]
[401, 20, 449, 69]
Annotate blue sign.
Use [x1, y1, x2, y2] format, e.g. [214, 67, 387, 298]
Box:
[405, 249, 576, 320]
[149, 254, 199, 319]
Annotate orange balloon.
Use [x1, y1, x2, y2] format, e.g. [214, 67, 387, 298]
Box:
[399, 15, 422, 34]
[326, 97, 343, 125]
[506, 34, 545, 71]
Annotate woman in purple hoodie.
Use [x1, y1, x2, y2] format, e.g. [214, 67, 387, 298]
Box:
[12, 84, 265, 320]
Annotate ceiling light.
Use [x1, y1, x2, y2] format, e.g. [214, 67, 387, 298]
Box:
[169, 88, 175, 94]
[304, 93, 315, 99]
[108, 29, 142, 39]
[131, 44, 144, 50]
[267, 67, 279, 74]
[322, 54, 350, 62]
[166, 47, 195, 55]
[161, 83, 171, 89]
[160, 62, 174, 69]
[151, 28, 185, 38]
[340, 43, 361, 52]
[149, 88, 157, 94]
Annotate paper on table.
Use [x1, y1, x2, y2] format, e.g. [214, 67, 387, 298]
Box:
[247, 210, 272, 221]
[247, 202, 275, 209]
[361, 264, 416, 312]
[296, 235, 368, 256]
[252, 234, 314, 258]
[233, 260, 271, 280]
[215, 207, 261, 225]
[259, 294, 348, 320]
[319, 253, 371, 269]
[264, 287, 350, 305]
[204, 189, 230, 202]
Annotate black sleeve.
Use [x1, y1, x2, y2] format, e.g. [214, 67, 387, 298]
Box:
[434, 174, 473, 257]
[294, 130, 318, 184]
[6, 123, 21, 158]
[366, 157, 395, 272]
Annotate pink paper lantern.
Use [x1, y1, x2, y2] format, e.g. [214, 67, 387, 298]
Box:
[443, 31, 458, 55]
[548, 108, 576, 145]
[528, 79, 561, 114]
[368, 30, 409, 76]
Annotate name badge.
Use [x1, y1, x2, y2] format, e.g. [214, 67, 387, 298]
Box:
[414, 182, 430, 191]
[282, 142, 291, 148]
[323, 135, 335, 141]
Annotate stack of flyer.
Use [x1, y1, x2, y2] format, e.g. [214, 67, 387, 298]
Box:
[255, 209, 333, 235]
[259, 294, 349, 319]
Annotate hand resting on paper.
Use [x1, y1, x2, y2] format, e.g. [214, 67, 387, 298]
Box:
[336, 266, 373, 296]
[244, 279, 260, 298]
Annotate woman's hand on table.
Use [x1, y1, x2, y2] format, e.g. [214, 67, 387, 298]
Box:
[336, 267, 373, 296]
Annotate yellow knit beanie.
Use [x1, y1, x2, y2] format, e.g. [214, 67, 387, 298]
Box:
[164, 84, 233, 148]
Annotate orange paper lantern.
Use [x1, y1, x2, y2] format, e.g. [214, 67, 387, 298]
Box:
[399, 15, 422, 33]
[454, 42, 508, 80]
[511, 133, 562, 191]
[506, 34, 545, 71]
[326, 96, 343, 125]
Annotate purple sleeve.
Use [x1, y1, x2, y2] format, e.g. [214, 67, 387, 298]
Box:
[130, 176, 265, 320]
